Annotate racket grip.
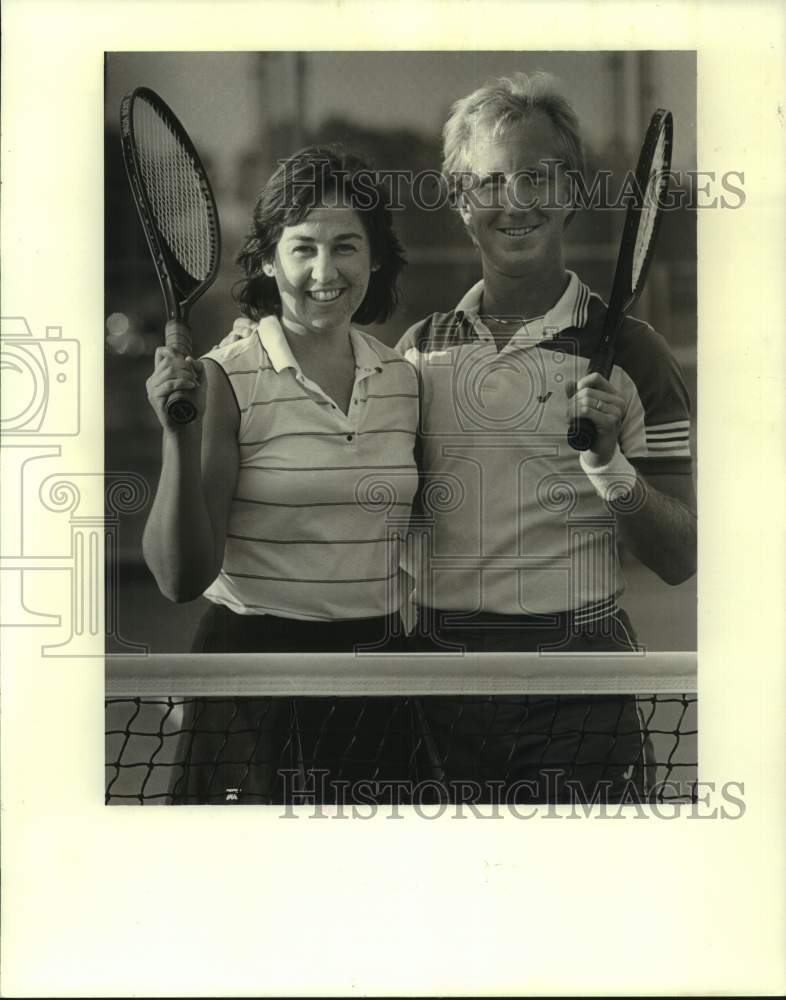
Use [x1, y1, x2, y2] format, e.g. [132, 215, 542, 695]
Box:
[164, 319, 198, 425]
[165, 392, 198, 425]
[165, 318, 193, 357]
[567, 345, 614, 450]
[567, 417, 596, 452]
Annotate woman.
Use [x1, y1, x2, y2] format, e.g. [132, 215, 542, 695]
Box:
[143, 146, 420, 803]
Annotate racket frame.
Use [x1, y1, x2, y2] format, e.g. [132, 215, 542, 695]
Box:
[568, 108, 673, 451]
[119, 87, 221, 423]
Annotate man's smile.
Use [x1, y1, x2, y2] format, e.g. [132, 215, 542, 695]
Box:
[497, 223, 542, 239]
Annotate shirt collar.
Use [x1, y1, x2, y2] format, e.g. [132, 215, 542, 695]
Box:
[256, 315, 383, 377]
[256, 315, 299, 373]
[454, 270, 592, 337]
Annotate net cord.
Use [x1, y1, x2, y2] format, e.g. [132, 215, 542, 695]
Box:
[106, 651, 697, 698]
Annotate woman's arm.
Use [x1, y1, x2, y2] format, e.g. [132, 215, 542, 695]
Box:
[142, 351, 240, 602]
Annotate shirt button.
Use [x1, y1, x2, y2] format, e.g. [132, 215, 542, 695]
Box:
[346, 434, 354, 442]
[375, 366, 383, 373]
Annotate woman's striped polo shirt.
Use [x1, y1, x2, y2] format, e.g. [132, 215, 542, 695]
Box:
[396, 272, 693, 617]
[202, 316, 419, 621]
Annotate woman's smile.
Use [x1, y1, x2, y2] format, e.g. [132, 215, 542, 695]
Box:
[306, 287, 346, 303]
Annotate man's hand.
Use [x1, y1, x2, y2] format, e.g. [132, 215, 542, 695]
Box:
[566, 372, 696, 586]
[215, 318, 257, 350]
[566, 372, 625, 465]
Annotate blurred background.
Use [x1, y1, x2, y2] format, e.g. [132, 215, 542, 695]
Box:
[105, 51, 697, 653]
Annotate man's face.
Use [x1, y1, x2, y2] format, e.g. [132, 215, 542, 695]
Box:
[459, 111, 573, 281]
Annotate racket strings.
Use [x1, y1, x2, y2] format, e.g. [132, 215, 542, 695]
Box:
[632, 127, 669, 288]
[133, 99, 215, 281]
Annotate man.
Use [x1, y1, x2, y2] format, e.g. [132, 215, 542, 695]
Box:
[398, 72, 696, 803]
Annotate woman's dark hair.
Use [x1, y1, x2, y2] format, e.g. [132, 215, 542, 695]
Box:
[234, 145, 406, 325]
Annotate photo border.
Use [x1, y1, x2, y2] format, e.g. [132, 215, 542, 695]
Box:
[2, 2, 784, 996]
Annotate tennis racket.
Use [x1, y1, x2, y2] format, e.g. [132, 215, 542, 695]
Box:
[567, 108, 673, 452]
[120, 87, 221, 424]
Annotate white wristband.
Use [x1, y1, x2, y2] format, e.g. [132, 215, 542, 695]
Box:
[580, 446, 638, 502]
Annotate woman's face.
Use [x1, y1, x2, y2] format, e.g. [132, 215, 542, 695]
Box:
[270, 204, 375, 337]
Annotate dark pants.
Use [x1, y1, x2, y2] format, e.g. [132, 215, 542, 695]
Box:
[408, 606, 649, 804]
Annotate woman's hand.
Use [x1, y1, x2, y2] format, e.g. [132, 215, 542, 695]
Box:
[566, 372, 625, 466]
[146, 347, 207, 432]
[142, 356, 240, 602]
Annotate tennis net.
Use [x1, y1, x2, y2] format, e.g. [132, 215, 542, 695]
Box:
[105, 652, 697, 807]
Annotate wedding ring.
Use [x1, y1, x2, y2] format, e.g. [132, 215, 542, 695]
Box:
[595, 399, 604, 412]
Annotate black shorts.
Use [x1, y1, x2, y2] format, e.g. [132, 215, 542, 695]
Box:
[191, 602, 407, 653]
[171, 605, 410, 805]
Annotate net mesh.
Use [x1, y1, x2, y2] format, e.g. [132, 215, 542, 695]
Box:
[132, 96, 215, 281]
[632, 125, 669, 287]
[106, 691, 697, 806]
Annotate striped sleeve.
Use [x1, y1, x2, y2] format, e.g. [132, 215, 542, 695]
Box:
[395, 315, 434, 362]
[201, 330, 269, 434]
[614, 318, 692, 467]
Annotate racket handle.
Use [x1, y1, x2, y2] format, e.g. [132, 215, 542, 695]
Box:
[566, 345, 614, 451]
[164, 319, 198, 425]
[165, 318, 193, 356]
[567, 417, 596, 452]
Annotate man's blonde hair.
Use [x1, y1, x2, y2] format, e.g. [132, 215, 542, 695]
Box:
[442, 71, 586, 200]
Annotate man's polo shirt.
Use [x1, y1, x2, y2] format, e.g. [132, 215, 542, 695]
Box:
[396, 272, 692, 616]
[202, 316, 419, 620]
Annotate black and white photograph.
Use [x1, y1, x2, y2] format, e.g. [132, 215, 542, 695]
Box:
[3, 1, 785, 996]
[104, 51, 698, 809]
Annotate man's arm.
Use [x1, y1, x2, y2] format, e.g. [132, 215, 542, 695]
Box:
[568, 369, 697, 587]
[613, 468, 696, 585]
